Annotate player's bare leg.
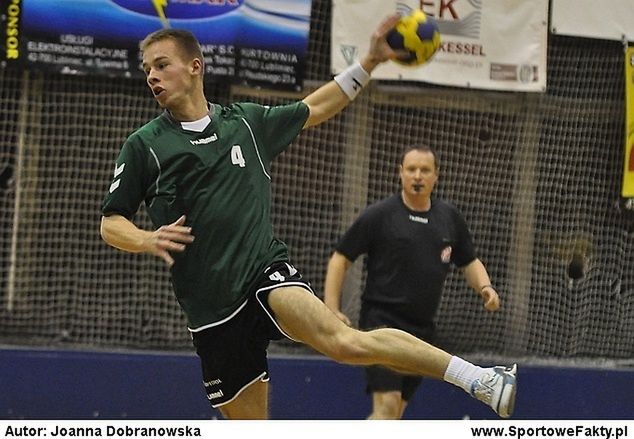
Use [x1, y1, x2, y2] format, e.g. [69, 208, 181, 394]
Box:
[268, 286, 450, 378]
[216, 379, 269, 420]
[268, 286, 517, 418]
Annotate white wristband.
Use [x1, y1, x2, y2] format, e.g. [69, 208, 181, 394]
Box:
[334, 62, 371, 100]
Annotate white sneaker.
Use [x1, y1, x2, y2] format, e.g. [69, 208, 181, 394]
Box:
[470, 364, 517, 418]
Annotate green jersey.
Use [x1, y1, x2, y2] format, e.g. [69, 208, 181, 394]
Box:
[102, 101, 310, 330]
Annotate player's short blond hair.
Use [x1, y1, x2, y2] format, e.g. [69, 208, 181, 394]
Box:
[140, 29, 204, 76]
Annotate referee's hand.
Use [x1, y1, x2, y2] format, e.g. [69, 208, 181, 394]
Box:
[481, 286, 500, 311]
[332, 309, 352, 327]
[146, 215, 195, 267]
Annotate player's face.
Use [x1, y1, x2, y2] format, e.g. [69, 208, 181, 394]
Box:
[142, 39, 199, 110]
[399, 150, 438, 199]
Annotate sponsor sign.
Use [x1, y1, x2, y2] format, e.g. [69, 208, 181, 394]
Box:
[551, 0, 634, 42]
[1, 0, 312, 90]
[332, 0, 548, 92]
[623, 45, 634, 197]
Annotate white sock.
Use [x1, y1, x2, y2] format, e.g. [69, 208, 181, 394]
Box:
[443, 356, 487, 393]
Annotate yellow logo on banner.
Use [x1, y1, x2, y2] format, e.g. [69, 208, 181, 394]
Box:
[624, 45, 634, 197]
[152, 0, 170, 28]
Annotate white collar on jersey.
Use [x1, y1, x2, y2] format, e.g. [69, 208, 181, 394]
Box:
[178, 103, 215, 132]
[180, 116, 210, 132]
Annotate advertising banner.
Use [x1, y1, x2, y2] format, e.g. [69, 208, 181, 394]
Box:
[551, 0, 634, 42]
[623, 45, 634, 198]
[332, 0, 548, 92]
[1, 0, 312, 91]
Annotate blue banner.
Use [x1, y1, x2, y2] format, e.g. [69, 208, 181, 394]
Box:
[1, 0, 312, 90]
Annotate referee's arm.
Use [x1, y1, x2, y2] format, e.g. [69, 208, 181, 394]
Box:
[462, 259, 500, 312]
[323, 251, 354, 326]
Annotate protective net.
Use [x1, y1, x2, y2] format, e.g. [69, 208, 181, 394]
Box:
[0, 2, 633, 363]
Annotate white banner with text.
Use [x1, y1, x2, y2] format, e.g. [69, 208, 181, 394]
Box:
[551, 0, 634, 43]
[331, 0, 548, 92]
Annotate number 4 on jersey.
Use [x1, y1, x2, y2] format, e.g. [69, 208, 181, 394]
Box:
[231, 145, 246, 168]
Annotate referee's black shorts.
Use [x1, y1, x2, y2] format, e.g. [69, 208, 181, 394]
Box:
[192, 261, 313, 408]
[359, 303, 434, 401]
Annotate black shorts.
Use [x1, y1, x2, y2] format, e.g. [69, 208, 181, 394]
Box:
[365, 366, 423, 402]
[191, 261, 313, 408]
[359, 303, 434, 401]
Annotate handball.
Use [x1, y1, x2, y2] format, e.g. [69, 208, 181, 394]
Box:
[386, 9, 441, 66]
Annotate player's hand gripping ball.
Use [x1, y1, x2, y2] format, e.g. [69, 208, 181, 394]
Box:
[386, 10, 441, 66]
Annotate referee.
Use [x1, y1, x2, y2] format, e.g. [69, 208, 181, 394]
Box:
[324, 145, 501, 419]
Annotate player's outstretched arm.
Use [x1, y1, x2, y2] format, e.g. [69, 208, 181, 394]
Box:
[100, 214, 194, 267]
[301, 14, 401, 129]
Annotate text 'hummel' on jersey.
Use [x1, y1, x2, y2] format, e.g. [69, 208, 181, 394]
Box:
[190, 134, 218, 145]
[409, 214, 428, 224]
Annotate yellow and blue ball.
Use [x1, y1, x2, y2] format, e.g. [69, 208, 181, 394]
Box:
[386, 10, 441, 66]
